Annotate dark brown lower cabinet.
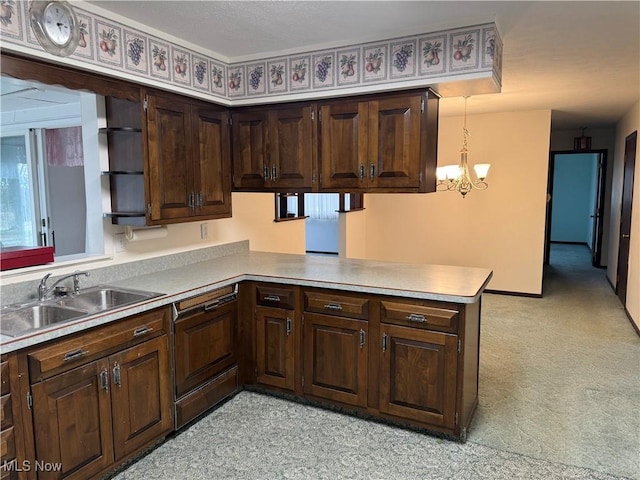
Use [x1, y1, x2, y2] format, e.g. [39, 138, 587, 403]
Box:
[30, 334, 172, 480]
[379, 324, 458, 429]
[31, 359, 114, 480]
[110, 336, 172, 460]
[303, 313, 368, 408]
[255, 306, 295, 391]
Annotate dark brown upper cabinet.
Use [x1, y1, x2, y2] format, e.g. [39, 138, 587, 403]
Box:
[146, 91, 232, 224]
[232, 103, 315, 192]
[318, 89, 439, 193]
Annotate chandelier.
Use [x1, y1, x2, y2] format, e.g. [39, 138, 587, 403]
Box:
[436, 96, 490, 198]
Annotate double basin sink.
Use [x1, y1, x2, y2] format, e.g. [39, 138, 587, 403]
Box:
[0, 286, 163, 338]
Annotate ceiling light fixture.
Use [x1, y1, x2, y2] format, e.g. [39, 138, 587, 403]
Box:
[436, 96, 490, 198]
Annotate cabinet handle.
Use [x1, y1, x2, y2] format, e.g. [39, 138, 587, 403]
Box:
[406, 313, 427, 323]
[264, 165, 270, 181]
[324, 303, 343, 311]
[264, 295, 281, 303]
[197, 192, 204, 208]
[113, 363, 121, 387]
[286, 317, 292, 336]
[622, 234, 630, 238]
[359, 164, 365, 179]
[359, 329, 366, 348]
[370, 163, 375, 179]
[63, 349, 88, 362]
[188, 192, 195, 209]
[133, 326, 153, 337]
[272, 165, 278, 181]
[382, 333, 388, 353]
[100, 369, 109, 391]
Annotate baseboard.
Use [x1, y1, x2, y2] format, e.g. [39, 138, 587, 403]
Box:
[484, 289, 542, 298]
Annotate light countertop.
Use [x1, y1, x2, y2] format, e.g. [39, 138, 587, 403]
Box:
[0, 251, 492, 354]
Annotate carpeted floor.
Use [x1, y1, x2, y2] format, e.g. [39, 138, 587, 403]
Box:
[112, 243, 639, 480]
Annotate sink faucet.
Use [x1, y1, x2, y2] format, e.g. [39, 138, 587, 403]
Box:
[38, 271, 90, 301]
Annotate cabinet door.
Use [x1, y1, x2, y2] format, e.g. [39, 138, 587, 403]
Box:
[192, 106, 232, 218]
[303, 313, 368, 408]
[110, 335, 172, 461]
[319, 101, 368, 190]
[174, 303, 237, 399]
[31, 359, 114, 480]
[369, 94, 422, 189]
[379, 324, 457, 428]
[146, 94, 194, 221]
[269, 105, 314, 190]
[231, 110, 268, 190]
[256, 306, 295, 391]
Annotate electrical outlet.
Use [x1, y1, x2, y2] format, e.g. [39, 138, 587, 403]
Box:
[115, 233, 126, 252]
[200, 223, 208, 239]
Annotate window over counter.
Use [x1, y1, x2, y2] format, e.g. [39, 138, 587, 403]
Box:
[0, 76, 105, 266]
[273, 193, 364, 222]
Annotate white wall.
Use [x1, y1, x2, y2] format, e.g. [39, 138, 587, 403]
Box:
[349, 108, 552, 295]
[608, 101, 639, 330]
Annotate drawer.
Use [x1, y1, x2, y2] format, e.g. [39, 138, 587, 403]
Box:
[380, 299, 459, 333]
[304, 290, 369, 320]
[0, 361, 8, 396]
[175, 365, 238, 430]
[256, 284, 295, 310]
[0, 426, 15, 461]
[28, 307, 169, 383]
[0, 395, 11, 431]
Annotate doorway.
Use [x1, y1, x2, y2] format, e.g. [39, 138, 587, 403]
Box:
[544, 150, 608, 268]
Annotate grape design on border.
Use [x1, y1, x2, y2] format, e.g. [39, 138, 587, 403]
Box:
[194, 61, 207, 84]
[393, 44, 413, 72]
[127, 38, 144, 66]
[315, 56, 332, 83]
[249, 66, 264, 90]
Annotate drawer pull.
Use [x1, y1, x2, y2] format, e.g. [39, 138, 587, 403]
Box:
[133, 326, 153, 337]
[286, 317, 292, 336]
[324, 303, 343, 311]
[382, 333, 388, 353]
[264, 295, 281, 303]
[406, 313, 427, 323]
[63, 349, 88, 362]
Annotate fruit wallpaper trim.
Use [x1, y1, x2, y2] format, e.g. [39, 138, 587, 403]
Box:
[0, 1, 502, 104]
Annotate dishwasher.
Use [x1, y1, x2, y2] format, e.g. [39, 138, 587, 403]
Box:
[172, 283, 239, 429]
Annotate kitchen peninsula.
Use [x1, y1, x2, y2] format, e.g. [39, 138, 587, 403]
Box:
[0, 244, 492, 479]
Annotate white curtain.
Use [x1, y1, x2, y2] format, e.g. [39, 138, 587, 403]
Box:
[304, 193, 339, 220]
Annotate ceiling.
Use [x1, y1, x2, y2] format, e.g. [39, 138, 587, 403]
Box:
[4, 2, 639, 131]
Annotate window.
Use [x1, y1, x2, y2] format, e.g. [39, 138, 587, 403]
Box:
[0, 77, 104, 262]
[273, 193, 364, 221]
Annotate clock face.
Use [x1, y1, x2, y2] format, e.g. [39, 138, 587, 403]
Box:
[43, 2, 71, 46]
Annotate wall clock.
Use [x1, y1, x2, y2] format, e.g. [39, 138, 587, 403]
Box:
[30, 1, 80, 57]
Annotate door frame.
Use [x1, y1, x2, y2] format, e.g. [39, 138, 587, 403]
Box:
[616, 131, 637, 305]
[544, 149, 608, 267]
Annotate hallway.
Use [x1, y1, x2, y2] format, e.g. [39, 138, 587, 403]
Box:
[470, 243, 639, 478]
